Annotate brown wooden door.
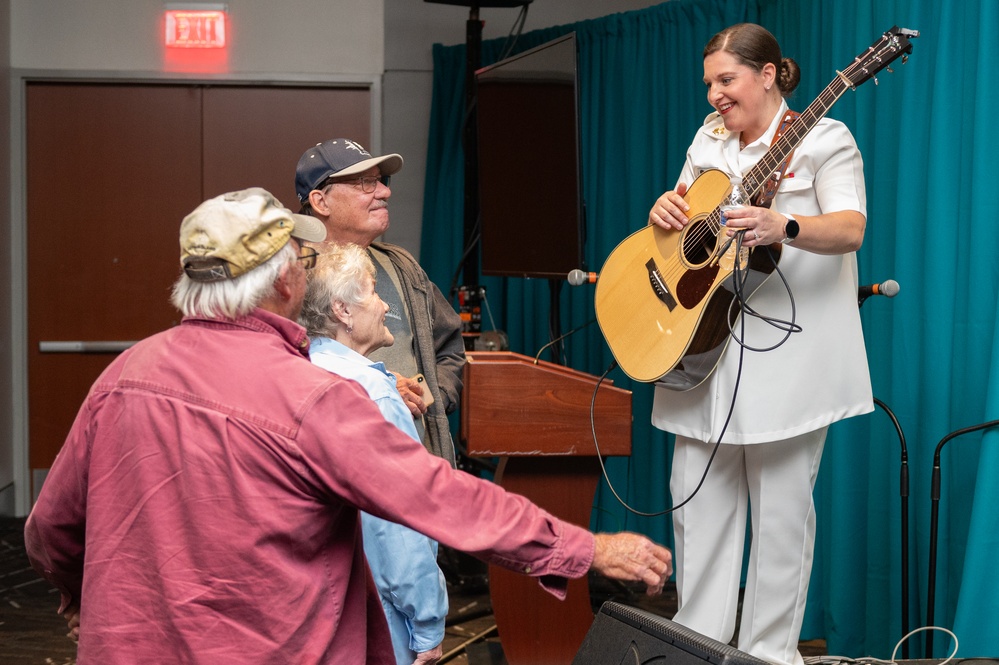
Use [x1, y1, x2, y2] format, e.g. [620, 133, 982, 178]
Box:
[26, 83, 202, 480]
[25, 81, 371, 491]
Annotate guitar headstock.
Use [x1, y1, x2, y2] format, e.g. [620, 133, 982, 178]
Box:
[842, 26, 919, 88]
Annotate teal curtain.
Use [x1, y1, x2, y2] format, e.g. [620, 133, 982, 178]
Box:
[423, 0, 999, 657]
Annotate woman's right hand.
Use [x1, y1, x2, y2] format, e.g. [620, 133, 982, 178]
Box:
[648, 182, 690, 231]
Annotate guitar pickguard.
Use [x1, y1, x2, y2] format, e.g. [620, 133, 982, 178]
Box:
[675, 261, 719, 309]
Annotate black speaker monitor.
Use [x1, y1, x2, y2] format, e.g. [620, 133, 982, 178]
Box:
[573, 602, 771, 665]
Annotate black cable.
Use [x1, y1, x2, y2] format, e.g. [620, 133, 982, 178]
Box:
[547, 279, 566, 364]
[448, 221, 481, 299]
[727, 236, 801, 351]
[589, 322, 745, 517]
[457, 2, 528, 140]
[533, 318, 596, 365]
[588, 234, 797, 517]
[496, 4, 530, 62]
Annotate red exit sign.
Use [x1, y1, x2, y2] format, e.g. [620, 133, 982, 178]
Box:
[165, 9, 227, 48]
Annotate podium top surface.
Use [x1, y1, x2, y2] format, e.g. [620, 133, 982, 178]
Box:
[461, 351, 631, 457]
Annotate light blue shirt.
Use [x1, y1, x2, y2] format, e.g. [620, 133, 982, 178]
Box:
[309, 337, 448, 663]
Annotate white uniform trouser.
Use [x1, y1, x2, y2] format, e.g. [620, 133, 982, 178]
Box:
[670, 428, 827, 665]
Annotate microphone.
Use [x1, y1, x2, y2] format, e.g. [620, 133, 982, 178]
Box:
[858, 279, 900, 307]
[567, 269, 598, 286]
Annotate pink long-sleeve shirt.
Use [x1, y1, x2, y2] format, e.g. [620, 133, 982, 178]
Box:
[25, 309, 594, 664]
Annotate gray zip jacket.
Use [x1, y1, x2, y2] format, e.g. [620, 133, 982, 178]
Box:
[370, 241, 465, 467]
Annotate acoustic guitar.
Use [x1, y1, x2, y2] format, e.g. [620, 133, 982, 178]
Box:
[595, 26, 918, 388]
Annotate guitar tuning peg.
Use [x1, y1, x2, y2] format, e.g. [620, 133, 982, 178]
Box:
[873, 75, 879, 85]
[886, 66, 894, 74]
[901, 54, 909, 64]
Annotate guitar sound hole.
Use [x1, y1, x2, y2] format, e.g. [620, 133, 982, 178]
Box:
[680, 220, 717, 267]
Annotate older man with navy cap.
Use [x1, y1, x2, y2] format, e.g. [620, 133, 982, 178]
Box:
[296, 140, 463, 665]
[295, 139, 463, 467]
[25, 187, 673, 664]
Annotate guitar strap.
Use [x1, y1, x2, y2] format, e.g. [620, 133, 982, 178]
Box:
[752, 110, 801, 208]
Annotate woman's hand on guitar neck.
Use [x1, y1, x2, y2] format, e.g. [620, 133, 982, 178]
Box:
[649, 183, 690, 231]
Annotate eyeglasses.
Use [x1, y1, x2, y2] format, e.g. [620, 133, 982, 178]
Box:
[296, 246, 318, 270]
[322, 174, 390, 194]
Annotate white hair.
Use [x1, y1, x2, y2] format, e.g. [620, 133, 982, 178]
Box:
[299, 243, 375, 338]
[170, 242, 298, 319]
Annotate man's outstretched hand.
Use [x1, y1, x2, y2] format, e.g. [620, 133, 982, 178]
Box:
[591, 532, 673, 596]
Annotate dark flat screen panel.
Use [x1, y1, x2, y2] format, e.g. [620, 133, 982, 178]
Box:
[476, 33, 584, 279]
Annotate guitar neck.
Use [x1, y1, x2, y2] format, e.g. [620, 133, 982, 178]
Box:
[743, 76, 851, 202]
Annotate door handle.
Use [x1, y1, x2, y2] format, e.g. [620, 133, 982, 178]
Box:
[38, 341, 137, 353]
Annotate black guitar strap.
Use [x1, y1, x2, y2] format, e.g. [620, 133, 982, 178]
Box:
[752, 110, 801, 209]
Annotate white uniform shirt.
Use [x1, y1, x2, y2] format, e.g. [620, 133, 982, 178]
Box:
[652, 101, 874, 444]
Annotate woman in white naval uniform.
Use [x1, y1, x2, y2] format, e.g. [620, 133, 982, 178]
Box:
[647, 23, 873, 665]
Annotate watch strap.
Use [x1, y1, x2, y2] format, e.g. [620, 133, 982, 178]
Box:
[782, 214, 799, 244]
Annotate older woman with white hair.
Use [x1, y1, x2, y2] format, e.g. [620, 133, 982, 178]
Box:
[299, 243, 447, 665]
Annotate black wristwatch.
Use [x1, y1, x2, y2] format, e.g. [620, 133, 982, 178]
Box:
[782, 214, 799, 244]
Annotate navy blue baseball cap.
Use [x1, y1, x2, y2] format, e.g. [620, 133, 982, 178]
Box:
[295, 139, 403, 204]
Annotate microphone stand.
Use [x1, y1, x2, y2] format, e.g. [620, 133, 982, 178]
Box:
[872, 398, 911, 658]
[925, 418, 999, 657]
[861, 285, 912, 655]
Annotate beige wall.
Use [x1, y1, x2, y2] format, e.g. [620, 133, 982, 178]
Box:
[11, 0, 384, 74]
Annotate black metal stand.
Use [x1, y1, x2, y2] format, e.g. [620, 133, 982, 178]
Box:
[925, 418, 999, 657]
[461, 8, 482, 287]
[873, 397, 911, 658]
[428, 0, 533, 288]
[861, 286, 912, 655]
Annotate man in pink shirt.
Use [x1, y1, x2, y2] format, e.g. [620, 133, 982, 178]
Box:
[25, 188, 672, 664]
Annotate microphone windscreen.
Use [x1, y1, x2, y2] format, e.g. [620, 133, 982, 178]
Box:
[881, 279, 900, 297]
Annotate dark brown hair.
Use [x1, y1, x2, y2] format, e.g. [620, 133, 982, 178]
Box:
[704, 23, 800, 96]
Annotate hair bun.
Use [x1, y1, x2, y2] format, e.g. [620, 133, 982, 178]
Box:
[779, 57, 801, 95]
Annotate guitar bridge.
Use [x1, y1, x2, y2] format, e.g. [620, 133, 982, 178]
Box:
[645, 258, 678, 311]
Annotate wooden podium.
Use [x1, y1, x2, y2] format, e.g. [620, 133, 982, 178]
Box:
[461, 351, 632, 665]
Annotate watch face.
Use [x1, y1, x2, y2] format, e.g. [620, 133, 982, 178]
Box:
[782, 217, 799, 244]
[786, 219, 800, 239]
